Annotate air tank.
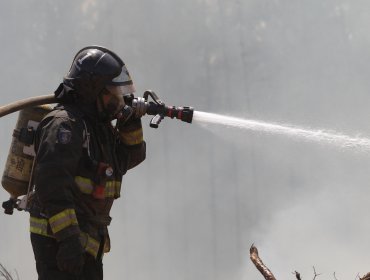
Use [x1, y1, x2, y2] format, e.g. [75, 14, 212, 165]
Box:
[1, 105, 51, 198]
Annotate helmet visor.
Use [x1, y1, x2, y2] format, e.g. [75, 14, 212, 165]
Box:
[107, 64, 134, 86]
[107, 65, 136, 94]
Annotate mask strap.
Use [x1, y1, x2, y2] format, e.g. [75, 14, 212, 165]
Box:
[96, 89, 112, 121]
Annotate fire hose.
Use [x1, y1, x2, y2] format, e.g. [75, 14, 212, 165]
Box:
[126, 90, 193, 127]
[0, 90, 194, 127]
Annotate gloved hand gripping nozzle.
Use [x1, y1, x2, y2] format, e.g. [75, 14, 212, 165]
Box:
[125, 90, 194, 128]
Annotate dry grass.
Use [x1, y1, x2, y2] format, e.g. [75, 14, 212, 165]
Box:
[0, 264, 18, 280]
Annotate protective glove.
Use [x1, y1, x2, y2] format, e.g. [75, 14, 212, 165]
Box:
[116, 105, 135, 126]
[117, 115, 144, 146]
[56, 235, 85, 275]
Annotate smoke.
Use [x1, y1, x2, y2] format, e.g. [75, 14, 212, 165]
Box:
[1, 1, 370, 280]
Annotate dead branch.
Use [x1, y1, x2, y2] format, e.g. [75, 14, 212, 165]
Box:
[312, 266, 322, 280]
[360, 272, 370, 280]
[294, 271, 302, 280]
[250, 245, 370, 280]
[250, 244, 277, 280]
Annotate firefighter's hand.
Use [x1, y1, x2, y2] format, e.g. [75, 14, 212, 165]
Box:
[56, 235, 85, 275]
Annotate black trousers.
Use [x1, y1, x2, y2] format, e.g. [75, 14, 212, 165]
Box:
[30, 233, 103, 280]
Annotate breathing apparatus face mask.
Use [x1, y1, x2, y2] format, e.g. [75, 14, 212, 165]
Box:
[99, 62, 136, 119]
[99, 85, 135, 120]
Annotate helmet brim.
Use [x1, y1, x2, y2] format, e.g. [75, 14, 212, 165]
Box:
[106, 84, 136, 95]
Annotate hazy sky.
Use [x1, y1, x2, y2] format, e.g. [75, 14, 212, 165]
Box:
[2, 1, 370, 279]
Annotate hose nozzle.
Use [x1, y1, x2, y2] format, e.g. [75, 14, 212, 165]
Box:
[128, 90, 194, 128]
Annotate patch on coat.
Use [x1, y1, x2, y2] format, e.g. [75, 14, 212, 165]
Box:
[57, 127, 72, 144]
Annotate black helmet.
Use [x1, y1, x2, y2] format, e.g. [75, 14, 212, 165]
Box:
[56, 46, 135, 104]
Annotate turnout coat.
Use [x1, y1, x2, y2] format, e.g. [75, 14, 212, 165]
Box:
[29, 104, 146, 258]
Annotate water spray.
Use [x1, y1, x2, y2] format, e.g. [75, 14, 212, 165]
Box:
[193, 111, 370, 152]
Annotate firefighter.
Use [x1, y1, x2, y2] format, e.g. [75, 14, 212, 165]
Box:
[29, 46, 146, 279]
